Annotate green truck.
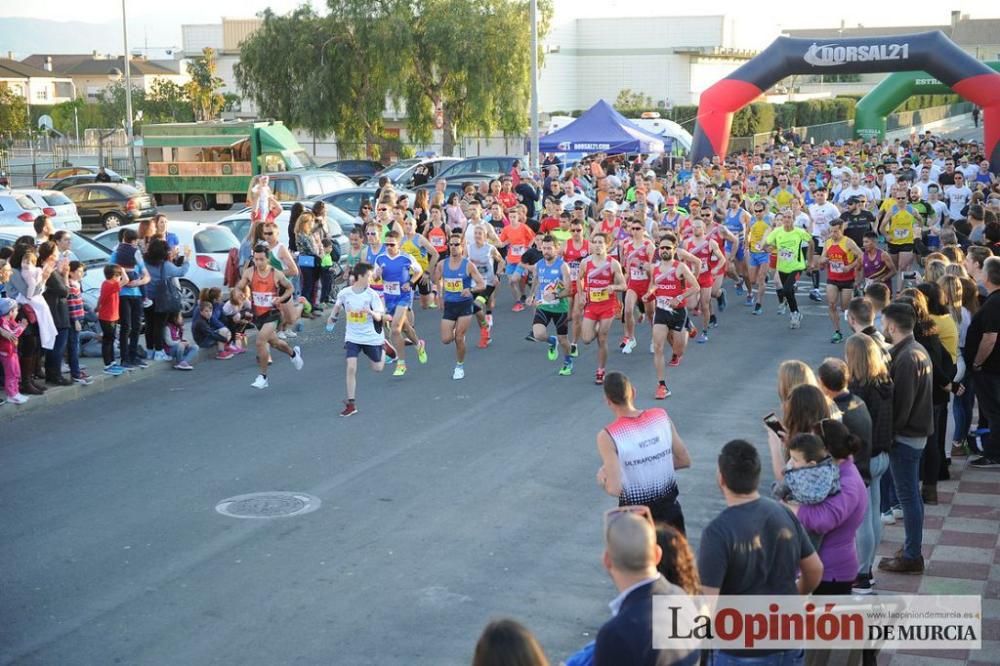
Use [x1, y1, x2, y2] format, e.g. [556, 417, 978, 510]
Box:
[141, 120, 314, 211]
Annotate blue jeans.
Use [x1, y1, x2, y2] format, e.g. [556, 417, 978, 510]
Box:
[44, 327, 69, 379]
[880, 469, 899, 514]
[67, 324, 82, 378]
[167, 342, 197, 365]
[889, 443, 924, 560]
[856, 452, 889, 576]
[951, 375, 974, 445]
[711, 649, 804, 666]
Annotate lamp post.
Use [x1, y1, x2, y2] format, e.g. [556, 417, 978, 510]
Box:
[530, 0, 539, 173]
[121, 0, 136, 183]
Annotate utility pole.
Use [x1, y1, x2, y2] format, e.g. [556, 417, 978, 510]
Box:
[530, 0, 539, 173]
[121, 0, 136, 182]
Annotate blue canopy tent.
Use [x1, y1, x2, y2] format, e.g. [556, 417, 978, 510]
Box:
[538, 99, 666, 155]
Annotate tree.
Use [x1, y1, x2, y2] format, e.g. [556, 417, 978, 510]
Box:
[186, 47, 226, 121]
[0, 87, 29, 135]
[146, 79, 194, 123]
[614, 89, 653, 116]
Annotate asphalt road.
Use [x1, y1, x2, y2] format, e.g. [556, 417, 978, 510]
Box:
[1, 281, 838, 666]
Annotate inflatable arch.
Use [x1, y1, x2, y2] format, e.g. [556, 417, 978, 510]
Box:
[690, 31, 1000, 172]
[854, 62, 1000, 140]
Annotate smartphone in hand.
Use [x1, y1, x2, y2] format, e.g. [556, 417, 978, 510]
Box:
[763, 412, 785, 436]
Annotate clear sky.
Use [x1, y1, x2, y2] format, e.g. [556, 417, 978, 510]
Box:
[2, 0, 999, 54]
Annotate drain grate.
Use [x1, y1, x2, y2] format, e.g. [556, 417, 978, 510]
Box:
[215, 492, 321, 519]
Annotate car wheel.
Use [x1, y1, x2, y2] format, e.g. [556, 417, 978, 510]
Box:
[185, 194, 207, 212]
[213, 203, 233, 211]
[178, 280, 198, 317]
[102, 213, 123, 229]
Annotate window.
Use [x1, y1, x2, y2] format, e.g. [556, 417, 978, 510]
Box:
[35, 88, 49, 101]
[194, 227, 239, 253]
[270, 178, 299, 201]
[87, 189, 112, 201]
[260, 153, 286, 173]
[477, 159, 502, 173]
[42, 192, 72, 207]
[331, 193, 360, 214]
[68, 233, 112, 265]
[303, 177, 323, 198]
[66, 189, 87, 203]
[13, 195, 38, 212]
[318, 175, 345, 195]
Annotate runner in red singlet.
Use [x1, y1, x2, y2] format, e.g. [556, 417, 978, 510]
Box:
[645, 238, 700, 399]
[681, 219, 726, 344]
[578, 232, 626, 386]
[563, 220, 591, 357]
[619, 218, 656, 355]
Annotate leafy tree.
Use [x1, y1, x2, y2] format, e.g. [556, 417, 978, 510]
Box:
[614, 89, 653, 116]
[186, 47, 226, 121]
[98, 81, 146, 129]
[0, 87, 29, 135]
[146, 79, 194, 123]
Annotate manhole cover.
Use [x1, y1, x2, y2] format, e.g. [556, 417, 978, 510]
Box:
[215, 492, 321, 519]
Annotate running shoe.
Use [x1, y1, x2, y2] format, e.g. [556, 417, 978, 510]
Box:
[8, 393, 28, 405]
[216, 350, 235, 360]
[251, 374, 269, 389]
[453, 365, 465, 380]
[153, 350, 171, 362]
[649, 341, 655, 354]
[174, 362, 194, 371]
[547, 335, 558, 361]
[879, 511, 896, 525]
[291, 346, 304, 370]
[277, 331, 288, 340]
[525, 332, 536, 342]
[416, 339, 428, 364]
[831, 330, 844, 344]
[393, 362, 407, 377]
[745, 295, 754, 306]
[851, 575, 875, 595]
[687, 325, 698, 339]
[790, 312, 801, 329]
[558, 360, 573, 376]
[340, 401, 358, 417]
[428, 301, 438, 309]
[618, 336, 628, 350]
[709, 315, 718, 329]
[383, 340, 397, 360]
[103, 364, 123, 376]
[594, 368, 605, 385]
[969, 456, 1000, 467]
[753, 303, 763, 315]
[717, 289, 727, 312]
[570, 343, 579, 357]
[133, 359, 150, 369]
[809, 289, 823, 303]
[776, 303, 787, 316]
[622, 337, 636, 354]
[734, 284, 744, 296]
[512, 302, 525, 312]
[285, 329, 298, 339]
[669, 354, 681, 367]
[655, 384, 670, 400]
[478, 328, 490, 348]
[697, 332, 709, 344]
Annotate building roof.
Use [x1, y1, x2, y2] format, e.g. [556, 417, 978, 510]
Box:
[0, 58, 57, 79]
[20, 54, 178, 77]
[785, 16, 1000, 47]
[951, 19, 1000, 46]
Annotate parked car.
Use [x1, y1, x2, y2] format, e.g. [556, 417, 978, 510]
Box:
[319, 159, 385, 185]
[435, 156, 520, 182]
[362, 157, 461, 189]
[411, 173, 494, 201]
[311, 186, 416, 217]
[91, 221, 238, 316]
[0, 191, 43, 228]
[215, 201, 351, 258]
[267, 169, 356, 201]
[62, 183, 157, 231]
[37, 166, 123, 190]
[0, 226, 110, 310]
[16, 189, 82, 231]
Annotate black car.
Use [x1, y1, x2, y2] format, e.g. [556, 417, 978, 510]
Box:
[37, 166, 123, 190]
[313, 186, 415, 217]
[63, 183, 157, 231]
[50, 173, 126, 191]
[435, 156, 520, 182]
[320, 159, 385, 185]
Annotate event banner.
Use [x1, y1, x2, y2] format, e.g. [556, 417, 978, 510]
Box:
[651, 595, 982, 651]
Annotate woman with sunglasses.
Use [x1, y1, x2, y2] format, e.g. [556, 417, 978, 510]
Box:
[433, 234, 485, 380]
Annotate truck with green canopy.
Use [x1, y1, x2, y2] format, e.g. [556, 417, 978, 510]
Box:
[141, 120, 315, 211]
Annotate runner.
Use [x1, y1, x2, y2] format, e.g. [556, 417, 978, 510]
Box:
[746, 203, 773, 315]
[467, 224, 505, 348]
[563, 220, 591, 356]
[722, 193, 751, 301]
[706, 209, 737, 325]
[433, 234, 486, 380]
[363, 222, 396, 361]
[819, 219, 863, 343]
[879, 187, 923, 293]
[764, 208, 814, 330]
[578, 232, 627, 385]
[861, 231, 897, 290]
[235, 243, 304, 389]
[326, 263, 386, 417]
[807, 188, 840, 302]
[424, 204, 451, 308]
[526, 235, 574, 376]
[374, 230, 426, 377]
[681, 219, 726, 343]
[645, 237, 699, 399]
[619, 218, 656, 354]
[658, 196, 687, 237]
[400, 216, 439, 310]
[497, 207, 536, 311]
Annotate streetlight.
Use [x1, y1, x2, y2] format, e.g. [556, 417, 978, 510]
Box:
[121, 0, 136, 183]
[530, 0, 539, 173]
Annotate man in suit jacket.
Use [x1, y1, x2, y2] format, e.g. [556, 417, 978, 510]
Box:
[594, 510, 699, 666]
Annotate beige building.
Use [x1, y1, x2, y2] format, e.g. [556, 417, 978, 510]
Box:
[0, 57, 76, 105]
[181, 17, 262, 116]
[21, 53, 189, 103]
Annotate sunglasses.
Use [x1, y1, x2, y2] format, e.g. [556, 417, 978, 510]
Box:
[448, 243, 461, 248]
[263, 232, 275, 237]
[365, 231, 378, 236]
[377, 207, 388, 212]
[384, 243, 397, 247]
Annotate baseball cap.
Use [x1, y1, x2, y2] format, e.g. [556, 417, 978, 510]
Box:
[602, 201, 618, 213]
[519, 169, 532, 179]
[573, 200, 587, 210]
[846, 196, 861, 205]
[0, 297, 15, 316]
[644, 169, 656, 178]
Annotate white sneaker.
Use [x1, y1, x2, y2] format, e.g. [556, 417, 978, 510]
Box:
[776, 303, 787, 316]
[789, 312, 801, 329]
[291, 346, 304, 370]
[453, 365, 465, 380]
[649, 341, 655, 354]
[880, 511, 896, 525]
[277, 331, 287, 340]
[9, 393, 29, 405]
[251, 374, 269, 389]
[891, 507, 903, 519]
[284, 329, 298, 339]
[153, 350, 171, 362]
[622, 338, 636, 354]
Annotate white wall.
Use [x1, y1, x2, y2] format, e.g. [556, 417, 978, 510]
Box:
[181, 24, 223, 54]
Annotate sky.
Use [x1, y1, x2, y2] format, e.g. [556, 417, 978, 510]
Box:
[1, 0, 999, 56]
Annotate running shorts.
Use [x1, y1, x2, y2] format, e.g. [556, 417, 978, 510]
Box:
[443, 299, 474, 321]
[345, 341, 383, 362]
[653, 306, 688, 332]
[533, 309, 569, 336]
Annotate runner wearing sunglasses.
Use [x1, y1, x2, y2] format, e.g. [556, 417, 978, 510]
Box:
[619, 219, 656, 355]
[374, 230, 426, 377]
[645, 239, 699, 399]
[578, 233, 626, 385]
[433, 234, 486, 380]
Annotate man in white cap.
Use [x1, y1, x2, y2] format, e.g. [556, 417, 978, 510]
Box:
[643, 170, 664, 210]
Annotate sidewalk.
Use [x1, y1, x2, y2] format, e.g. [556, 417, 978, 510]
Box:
[876, 456, 1000, 665]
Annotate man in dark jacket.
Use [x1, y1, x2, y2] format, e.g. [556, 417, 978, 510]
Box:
[879, 302, 933, 574]
[818, 358, 872, 483]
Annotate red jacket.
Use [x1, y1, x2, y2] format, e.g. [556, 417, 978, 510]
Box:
[98, 279, 121, 322]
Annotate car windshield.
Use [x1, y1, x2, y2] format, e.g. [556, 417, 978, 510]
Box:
[42, 192, 73, 206]
[194, 227, 239, 253]
[116, 185, 141, 197]
[326, 206, 354, 232]
[69, 233, 112, 265]
[13, 195, 39, 210]
[285, 150, 316, 169]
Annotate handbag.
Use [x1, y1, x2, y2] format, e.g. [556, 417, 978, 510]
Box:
[153, 265, 182, 313]
[297, 253, 317, 268]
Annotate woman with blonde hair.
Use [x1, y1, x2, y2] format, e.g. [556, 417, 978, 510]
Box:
[944, 262, 968, 279]
[777, 359, 818, 403]
[923, 259, 947, 285]
[943, 275, 976, 458]
[845, 332, 893, 592]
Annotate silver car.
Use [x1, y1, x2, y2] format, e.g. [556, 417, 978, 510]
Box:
[15, 189, 83, 231]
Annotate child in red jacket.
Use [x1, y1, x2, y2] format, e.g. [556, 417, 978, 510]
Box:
[97, 264, 127, 376]
[0, 298, 28, 404]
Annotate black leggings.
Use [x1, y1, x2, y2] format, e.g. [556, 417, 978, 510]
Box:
[100, 320, 117, 366]
[776, 271, 800, 313]
[146, 308, 169, 353]
[118, 295, 143, 363]
[922, 403, 949, 486]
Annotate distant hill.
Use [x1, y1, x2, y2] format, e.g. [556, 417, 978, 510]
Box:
[0, 17, 181, 60]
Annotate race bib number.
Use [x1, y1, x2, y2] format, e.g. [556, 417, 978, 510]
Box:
[251, 291, 273, 308]
[510, 244, 525, 257]
[569, 263, 580, 281]
[431, 236, 446, 249]
[754, 242, 764, 252]
[590, 287, 609, 302]
[778, 248, 795, 263]
[444, 278, 463, 292]
[630, 267, 646, 280]
[830, 261, 846, 273]
[656, 296, 674, 310]
[700, 260, 709, 273]
[893, 227, 909, 239]
[384, 281, 401, 296]
[347, 310, 368, 324]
